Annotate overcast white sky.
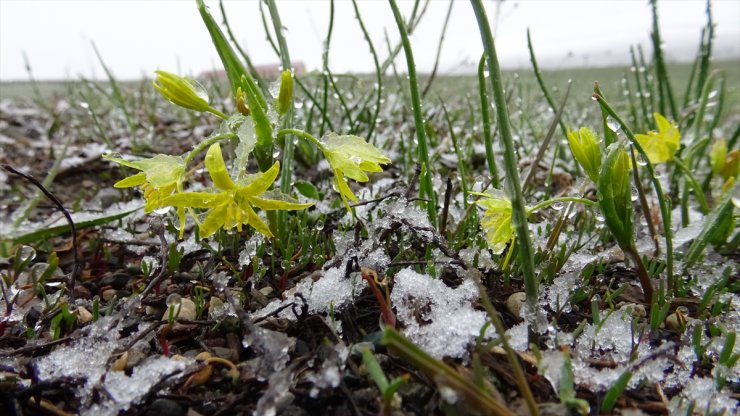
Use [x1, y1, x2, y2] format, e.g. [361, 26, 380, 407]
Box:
[1, 0, 738, 81]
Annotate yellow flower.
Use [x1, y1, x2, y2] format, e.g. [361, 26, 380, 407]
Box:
[162, 143, 312, 238]
[103, 153, 188, 237]
[153, 70, 227, 119]
[471, 190, 514, 254]
[319, 133, 391, 206]
[635, 112, 680, 164]
[567, 127, 602, 183]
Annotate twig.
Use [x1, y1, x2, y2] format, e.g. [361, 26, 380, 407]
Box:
[2, 165, 79, 303]
[138, 217, 169, 300]
[2, 336, 72, 357]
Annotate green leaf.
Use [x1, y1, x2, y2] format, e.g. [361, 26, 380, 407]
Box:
[567, 127, 601, 183]
[240, 76, 274, 172]
[601, 371, 632, 412]
[472, 190, 515, 254]
[196, 0, 247, 97]
[683, 193, 735, 268]
[294, 180, 321, 200]
[2, 205, 142, 246]
[598, 143, 633, 248]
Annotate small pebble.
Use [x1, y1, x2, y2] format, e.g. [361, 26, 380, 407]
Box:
[101, 288, 117, 302]
[506, 292, 527, 319]
[162, 297, 197, 321]
[76, 306, 93, 324]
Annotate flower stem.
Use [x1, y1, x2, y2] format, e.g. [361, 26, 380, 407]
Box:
[183, 133, 238, 167]
[277, 128, 323, 149]
[528, 196, 597, 214]
[206, 107, 229, 120]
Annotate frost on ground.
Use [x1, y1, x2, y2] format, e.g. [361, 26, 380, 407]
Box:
[31, 317, 194, 416]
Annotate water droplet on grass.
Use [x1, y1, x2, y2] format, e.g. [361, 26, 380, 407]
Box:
[18, 245, 36, 263]
[606, 116, 621, 133]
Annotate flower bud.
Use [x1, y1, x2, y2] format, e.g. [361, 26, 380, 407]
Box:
[276, 69, 294, 115]
[153, 70, 211, 113]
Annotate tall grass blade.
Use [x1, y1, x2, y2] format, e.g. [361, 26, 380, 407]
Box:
[649, 0, 678, 121]
[477, 55, 500, 188]
[389, 0, 437, 227]
[471, 0, 538, 311]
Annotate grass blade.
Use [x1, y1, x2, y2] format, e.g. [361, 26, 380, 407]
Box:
[471, 0, 538, 313]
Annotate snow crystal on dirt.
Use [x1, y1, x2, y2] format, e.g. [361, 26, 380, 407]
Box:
[542, 271, 579, 313]
[305, 267, 367, 315]
[668, 376, 738, 415]
[87, 356, 190, 416]
[391, 268, 489, 359]
[577, 306, 636, 362]
[251, 266, 367, 323]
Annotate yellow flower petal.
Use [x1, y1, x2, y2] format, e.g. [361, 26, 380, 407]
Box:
[205, 144, 236, 191]
[114, 172, 147, 188]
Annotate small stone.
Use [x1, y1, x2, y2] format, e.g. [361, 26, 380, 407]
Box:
[101, 288, 117, 302]
[259, 286, 274, 297]
[145, 398, 185, 416]
[162, 297, 197, 321]
[506, 292, 528, 319]
[76, 306, 93, 324]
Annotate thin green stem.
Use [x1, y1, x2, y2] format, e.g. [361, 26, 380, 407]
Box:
[206, 107, 229, 120]
[295, 77, 335, 132]
[630, 145, 660, 256]
[477, 54, 500, 188]
[471, 0, 537, 310]
[593, 93, 674, 294]
[320, 0, 335, 137]
[265, 0, 295, 241]
[277, 128, 323, 149]
[528, 196, 597, 214]
[389, 0, 437, 227]
[441, 102, 468, 208]
[183, 133, 238, 166]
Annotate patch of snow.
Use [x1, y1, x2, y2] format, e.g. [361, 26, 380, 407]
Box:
[250, 267, 367, 323]
[391, 268, 490, 359]
[542, 271, 579, 313]
[668, 376, 738, 415]
[86, 356, 190, 416]
[305, 267, 366, 315]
